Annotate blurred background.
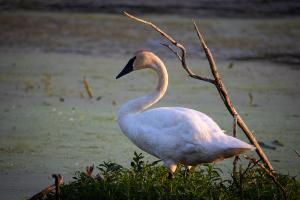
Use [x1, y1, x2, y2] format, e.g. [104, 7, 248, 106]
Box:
[0, 0, 299, 199]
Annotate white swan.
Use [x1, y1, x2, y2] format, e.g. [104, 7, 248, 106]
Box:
[116, 50, 255, 177]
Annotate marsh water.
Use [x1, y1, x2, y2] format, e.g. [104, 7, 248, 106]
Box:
[0, 12, 299, 199]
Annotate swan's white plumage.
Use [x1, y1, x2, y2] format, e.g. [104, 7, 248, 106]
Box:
[116, 51, 255, 175]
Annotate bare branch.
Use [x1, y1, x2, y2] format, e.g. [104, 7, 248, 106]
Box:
[161, 43, 182, 61]
[193, 20, 274, 171]
[124, 12, 215, 85]
[232, 156, 239, 179]
[124, 12, 178, 46]
[232, 114, 239, 174]
[193, 21, 222, 83]
[233, 113, 238, 137]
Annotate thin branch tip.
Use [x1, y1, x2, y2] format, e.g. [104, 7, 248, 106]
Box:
[192, 19, 196, 25]
[123, 11, 130, 16]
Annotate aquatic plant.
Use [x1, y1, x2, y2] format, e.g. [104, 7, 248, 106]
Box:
[44, 152, 299, 200]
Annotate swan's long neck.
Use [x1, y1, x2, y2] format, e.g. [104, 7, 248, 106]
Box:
[118, 59, 168, 117]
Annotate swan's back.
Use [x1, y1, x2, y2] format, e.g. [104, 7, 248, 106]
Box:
[138, 107, 223, 140]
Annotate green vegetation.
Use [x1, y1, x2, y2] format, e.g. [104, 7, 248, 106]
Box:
[46, 152, 299, 200]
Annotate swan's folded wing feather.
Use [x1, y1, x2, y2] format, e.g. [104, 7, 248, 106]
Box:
[132, 107, 222, 157]
[137, 107, 224, 138]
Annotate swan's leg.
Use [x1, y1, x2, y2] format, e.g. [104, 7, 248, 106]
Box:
[186, 165, 192, 172]
[163, 160, 177, 179]
[184, 165, 192, 178]
[168, 172, 174, 179]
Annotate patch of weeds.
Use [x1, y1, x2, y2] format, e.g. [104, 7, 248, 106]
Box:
[24, 79, 35, 92]
[46, 152, 299, 200]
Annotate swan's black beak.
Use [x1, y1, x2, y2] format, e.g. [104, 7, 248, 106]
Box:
[116, 57, 136, 79]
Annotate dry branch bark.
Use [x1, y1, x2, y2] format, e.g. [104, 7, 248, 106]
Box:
[124, 12, 273, 171]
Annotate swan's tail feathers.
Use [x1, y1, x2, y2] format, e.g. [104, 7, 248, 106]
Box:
[215, 146, 255, 162]
[220, 136, 256, 158]
[238, 142, 256, 153]
[226, 146, 255, 157]
[211, 146, 255, 163]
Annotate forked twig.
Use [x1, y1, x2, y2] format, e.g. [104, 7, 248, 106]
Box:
[124, 12, 273, 171]
[161, 43, 182, 61]
[124, 12, 216, 85]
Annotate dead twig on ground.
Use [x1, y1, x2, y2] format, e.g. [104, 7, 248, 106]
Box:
[86, 165, 103, 181]
[28, 174, 63, 200]
[83, 77, 93, 98]
[86, 165, 94, 177]
[124, 12, 273, 171]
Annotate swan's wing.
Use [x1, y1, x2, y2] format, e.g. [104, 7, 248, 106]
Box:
[126, 107, 253, 163]
[138, 107, 224, 138]
[131, 107, 224, 158]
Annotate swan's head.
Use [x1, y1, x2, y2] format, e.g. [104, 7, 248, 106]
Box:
[116, 50, 158, 79]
